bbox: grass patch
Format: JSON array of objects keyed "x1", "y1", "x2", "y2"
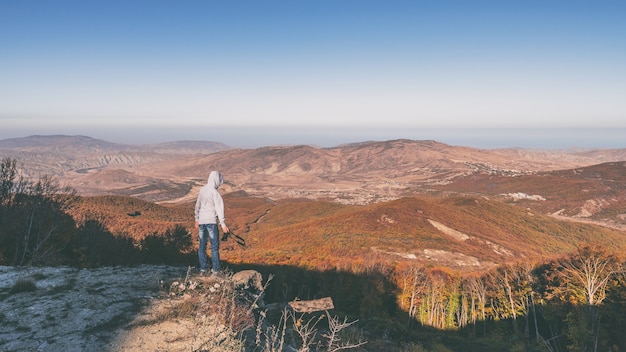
[
  {"x1": 10, "y1": 278, "x2": 37, "y2": 294},
  {"x1": 166, "y1": 295, "x2": 203, "y2": 319},
  {"x1": 32, "y1": 272, "x2": 47, "y2": 281}
]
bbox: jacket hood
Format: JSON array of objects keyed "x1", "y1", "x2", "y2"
[{"x1": 207, "y1": 171, "x2": 223, "y2": 189}]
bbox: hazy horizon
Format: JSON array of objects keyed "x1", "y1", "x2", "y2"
[{"x1": 1, "y1": 126, "x2": 624, "y2": 150}]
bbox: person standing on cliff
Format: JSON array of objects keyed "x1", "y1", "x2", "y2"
[{"x1": 194, "y1": 170, "x2": 229, "y2": 274}]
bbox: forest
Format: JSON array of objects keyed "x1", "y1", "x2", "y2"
[{"x1": 2, "y1": 156, "x2": 625, "y2": 351}]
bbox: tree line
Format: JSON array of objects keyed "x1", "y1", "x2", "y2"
[{"x1": 390, "y1": 245, "x2": 625, "y2": 351}]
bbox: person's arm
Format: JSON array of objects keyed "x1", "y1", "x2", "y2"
[
  {"x1": 194, "y1": 193, "x2": 201, "y2": 227},
  {"x1": 214, "y1": 193, "x2": 229, "y2": 233}
]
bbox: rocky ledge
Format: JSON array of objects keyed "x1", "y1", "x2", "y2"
[{"x1": 0, "y1": 265, "x2": 265, "y2": 352}]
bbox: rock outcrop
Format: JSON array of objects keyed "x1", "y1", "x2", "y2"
[{"x1": 0, "y1": 265, "x2": 266, "y2": 352}]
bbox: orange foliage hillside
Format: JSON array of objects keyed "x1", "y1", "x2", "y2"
[
  {"x1": 66, "y1": 192, "x2": 626, "y2": 274},
  {"x1": 222, "y1": 194, "x2": 626, "y2": 273},
  {"x1": 67, "y1": 195, "x2": 195, "y2": 240}
]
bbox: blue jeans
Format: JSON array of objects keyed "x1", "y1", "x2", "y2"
[{"x1": 198, "y1": 224, "x2": 220, "y2": 272}]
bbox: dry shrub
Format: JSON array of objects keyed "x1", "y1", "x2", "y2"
[
  {"x1": 161, "y1": 269, "x2": 257, "y2": 334},
  {"x1": 168, "y1": 295, "x2": 203, "y2": 319},
  {"x1": 10, "y1": 278, "x2": 37, "y2": 294}
]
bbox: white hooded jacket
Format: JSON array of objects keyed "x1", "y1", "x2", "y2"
[{"x1": 194, "y1": 171, "x2": 226, "y2": 226}]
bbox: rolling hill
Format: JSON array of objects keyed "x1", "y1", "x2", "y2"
[
  {"x1": 432, "y1": 161, "x2": 626, "y2": 231},
  {"x1": 4, "y1": 136, "x2": 622, "y2": 205},
  {"x1": 67, "y1": 192, "x2": 626, "y2": 273},
  {"x1": 0, "y1": 135, "x2": 229, "y2": 181},
  {"x1": 4, "y1": 134, "x2": 626, "y2": 271}
]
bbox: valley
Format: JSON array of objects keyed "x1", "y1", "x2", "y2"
[
  {"x1": 3, "y1": 134, "x2": 626, "y2": 351},
  {"x1": 3, "y1": 135, "x2": 626, "y2": 232},
  {"x1": 5, "y1": 135, "x2": 622, "y2": 270}
]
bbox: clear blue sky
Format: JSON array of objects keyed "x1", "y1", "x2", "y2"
[{"x1": 1, "y1": 0, "x2": 625, "y2": 148}]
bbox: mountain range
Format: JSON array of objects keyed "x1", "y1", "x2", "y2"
[
  {"x1": 2, "y1": 134, "x2": 625, "y2": 204},
  {"x1": 2, "y1": 134, "x2": 625, "y2": 270}
]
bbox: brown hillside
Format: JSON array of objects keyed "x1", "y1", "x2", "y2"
[
  {"x1": 71, "y1": 169, "x2": 194, "y2": 202},
  {"x1": 4, "y1": 136, "x2": 626, "y2": 206},
  {"x1": 222, "y1": 194, "x2": 626, "y2": 272},
  {"x1": 433, "y1": 161, "x2": 626, "y2": 230},
  {"x1": 103, "y1": 139, "x2": 626, "y2": 205},
  {"x1": 0, "y1": 135, "x2": 228, "y2": 183}
]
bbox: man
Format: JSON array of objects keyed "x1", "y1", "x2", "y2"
[{"x1": 194, "y1": 170, "x2": 229, "y2": 274}]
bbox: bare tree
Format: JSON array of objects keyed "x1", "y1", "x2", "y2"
[
  {"x1": 464, "y1": 274, "x2": 488, "y2": 324},
  {"x1": 555, "y1": 244, "x2": 623, "y2": 352},
  {"x1": 558, "y1": 244, "x2": 621, "y2": 306},
  {"x1": 397, "y1": 265, "x2": 427, "y2": 327},
  {"x1": 290, "y1": 311, "x2": 324, "y2": 352},
  {"x1": 322, "y1": 311, "x2": 367, "y2": 352},
  {"x1": 489, "y1": 262, "x2": 535, "y2": 337}
]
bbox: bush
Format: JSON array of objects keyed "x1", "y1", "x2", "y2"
[{"x1": 10, "y1": 278, "x2": 37, "y2": 294}]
